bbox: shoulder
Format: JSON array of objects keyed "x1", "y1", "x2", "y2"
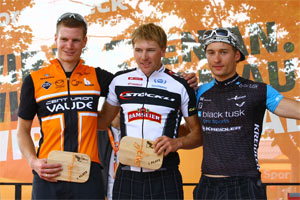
[
  {"x1": 197, "y1": 80, "x2": 215, "y2": 98},
  {"x1": 114, "y1": 68, "x2": 136, "y2": 77},
  {"x1": 163, "y1": 68, "x2": 189, "y2": 86}
]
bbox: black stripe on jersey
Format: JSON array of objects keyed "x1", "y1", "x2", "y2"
[
  {"x1": 164, "y1": 68, "x2": 197, "y2": 116},
  {"x1": 115, "y1": 86, "x2": 181, "y2": 109},
  {"x1": 95, "y1": 67, "x2": 114, "y2": 98},
  {"x1": 162, "y1": 109, "x2": 182, "y2": 138}
]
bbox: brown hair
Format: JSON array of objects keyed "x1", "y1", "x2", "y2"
[
  {"x1": 56, "y1": 13, "x2": 87, "y2": 37},
  {"x1": 131, "y1": 23, "x2": 167, "y2": 49}
]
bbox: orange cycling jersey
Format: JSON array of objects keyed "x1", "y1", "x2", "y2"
[{"x1": 18, "y1": 59, "x2": 113, "y2": 163}]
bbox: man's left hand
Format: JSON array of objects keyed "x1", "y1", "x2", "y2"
[{"x1": 182, "y1": 72, "x2": 198, "y2": 90}]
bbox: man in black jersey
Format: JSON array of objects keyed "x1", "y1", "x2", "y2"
[{"x1": 181, "y1": 28, "x2": 300, "y2": 199}]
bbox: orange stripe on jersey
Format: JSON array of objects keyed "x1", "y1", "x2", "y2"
[
  {"x1": 77, "y1": 111, "x2": 100, "y2": 163},
  {"x1": 39, "y1": 114, "x2": 65, "y2": 158}
]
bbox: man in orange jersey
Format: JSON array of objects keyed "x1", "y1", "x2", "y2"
[
  {"x1": 17, "y1": 13, "x2": 198, "y2": 199},
  {"x1": 17, "y1": 12, "x2": 112, "y2": 199}
]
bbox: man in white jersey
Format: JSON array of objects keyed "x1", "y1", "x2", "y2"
[{"x1": 98, "y1": 23, "x2": 202, "y2": 199}]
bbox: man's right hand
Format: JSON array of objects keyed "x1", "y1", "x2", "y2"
[{"x1": 31, "y1": 158, "x2": 63, "y2": 182}]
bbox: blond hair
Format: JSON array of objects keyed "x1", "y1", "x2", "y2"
[{"x1": 131, "y1": 23, "x2": 167, "y2": 49}]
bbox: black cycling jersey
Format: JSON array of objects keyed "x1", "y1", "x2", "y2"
[{"x1": 196, "y1": 74, "x2": 283, "y2": 177}]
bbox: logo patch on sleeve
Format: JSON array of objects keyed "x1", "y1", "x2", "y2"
[{"x1": 42, "y1": 81, "x2": 52, "y2": 90}]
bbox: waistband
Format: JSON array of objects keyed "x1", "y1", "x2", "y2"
[{"x1": 200, "y1": 175, "x2": 262, "y2": 186}]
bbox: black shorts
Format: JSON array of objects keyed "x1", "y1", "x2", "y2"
[
  {"x1": 112, "y1": 167, "x2": 183, "y2": 199},
  {"x1": 31, "y1": 162, "x2": 105, "y2": 199},
  {"x1": 193, "y1": 175, "x2": 267, "y2": 200}
]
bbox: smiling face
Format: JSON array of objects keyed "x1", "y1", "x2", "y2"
[
  {"x1": 205, "y1": 42, "x2": 241, "y2": 82},
  {"x1": 55, "y1": 25, "x2": 87, "y2": 71},
  {"x1": 133, "y1": 39, "x2": 166, "y2": 77}
]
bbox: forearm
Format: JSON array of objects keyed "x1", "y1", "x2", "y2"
[
  {"x1": 98, "y1": 101, "x2": 120, "y2": 130},
  {"x1": 176, "y1": 128, "x2": 202, "y2": 150},
  {"x1": 178, "y1": 123, "x2": 190, "y2": 137},
  {"x1": 17, "y1": 118, "x2": 37, "y2": 167},
  {"x1": 177, "y1": 115, "x2": 202, "y2": 149},
  {"x1": 18, "y1": 133, "x2": 37, "y2": 166},
  {"x1": 274, "y1": 97, "x2": 300, "y2": 120}
]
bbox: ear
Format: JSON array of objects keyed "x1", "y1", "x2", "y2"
[
  {"x1": 161, "y1": 47, "x2": 166, "y2": 57},
  {"x1": 83, "y1": 36, "x2": 88, "y2": 47},
  {"x1": 235, "y1": 50, "x2": 241, "y2": 62}
]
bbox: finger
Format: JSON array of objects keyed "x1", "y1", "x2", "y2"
[{"x1": 41, "y1": 174, "x2": 58, "y2": 182}]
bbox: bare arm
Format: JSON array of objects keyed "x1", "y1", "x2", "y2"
[
  {"x1": 154, "y1": 115, "x2": 202, "y2": 156},
  {"x1": 98, "y1": 101, "x2": 120, "y2": 130},
  {"x1": 17, "y1": 117, "x2": 62, "y2": 182},
  {"x1": 273, "y1": 97, "x2": 300, "y2": 119},
  {"x1": 178, "y1": 122, "x2": 191, "y2": 137}
]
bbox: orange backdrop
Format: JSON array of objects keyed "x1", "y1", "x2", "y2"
[{"x1": 0, "y1": 0, "x2": 299, "y2": 199}]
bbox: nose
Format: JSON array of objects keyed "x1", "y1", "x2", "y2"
[
  {"x1": 66, "y1": 41, "x2": 73, "y2": 49},
  {"x1": 141, "y1": 51, "x2": 148, "y2": 60},
  {"x1": 213, "y1": 53, "x2": 221, "y2": 63}
]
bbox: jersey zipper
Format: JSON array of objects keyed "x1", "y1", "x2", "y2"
[{"x1": 140, "y1": 75, "x2": 149, "y2": 172}]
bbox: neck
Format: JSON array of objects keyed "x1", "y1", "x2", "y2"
[{"x1": 57, "y1": 59, "x2": 79, "y2": 72}]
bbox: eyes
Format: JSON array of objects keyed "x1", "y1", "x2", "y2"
[
  {"x1": 206, "y1": 50, "x2": 229, "y2": 56},
  {"x1": 134, "y1": 48, "x2": 156, "y2": 53},
  {"x1": 60, "y1": 37, "x2": 81, "y2": 43}
]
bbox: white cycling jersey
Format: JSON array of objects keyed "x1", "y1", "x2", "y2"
[{"x1": 106, "y1": 65, "x2": 197, "y2": 171}]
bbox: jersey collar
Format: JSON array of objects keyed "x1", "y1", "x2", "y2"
[{"x1": 215, "y1": 73, "x2": 240, "y2": 86}]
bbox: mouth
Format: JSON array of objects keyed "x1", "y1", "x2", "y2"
[
  {"x1": 64, "y1": 50, "x2": 75, "y2": 56},
  {"x1": 140, "y1": 62, "x2": 152, "y2": 68},
  {"x1": 213, "y1": 65, "x2": 223, "y2": 70}
]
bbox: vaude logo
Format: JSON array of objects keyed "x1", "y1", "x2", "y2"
[
  {"x1": 120, "y1": 91, "x2": 175, "y2": 101},
  {"x1": 42, "y1": 81, "x2": 52, "y2": 90}
]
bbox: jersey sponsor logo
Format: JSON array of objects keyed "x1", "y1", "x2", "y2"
[
  {"x1": 253, "y1": 123, "x2": 260, "y2": 170},
  {"x1": 40, "y1": 74, "x2": 55, "y2": 80},
  {"x1": 128, "y1": 77, "x2": 143, "y2": 81},
  {"x1": 202, "y1": 125, "x2": 242, "y2": 132},
  {"x1": 84, "y1": 78, "x2": 94, "y2": 86},
  {"x1": 202, "y1": 109, "x2": 245, "y2": 118},
  {"x1": 197, "y1": 102, "x2": 203, "y2": 109},
  {"x1": 203, "y1": 119, "x2": 230, "y2": 124},
  {"x1": 235, "y1": 102, "x2": 245, "y2": 107},
  {"x1": 199, "y1": 97, "x2": 212, "y2": 102},
  {"x1": 154, "y1": 78, "x2": 166, "y2": 84},
  {"x1": 128, "y1": 108, "x2": 161, "y2": 123},
  {"x1": 128, "y1": 82, "x2": 142, "y2": 86},
  {"x1": 42, "y1": 81, "x2": 52, "y2": 89},
  {"x1": 168, "y1": 70, "x2": 182, "y2": 78},
  {"x1": 75, "y1": 72, "x2": 90, "y2": 76},
  {"x1": 45, "y1": 96, "x2": 93, "y2": 112},
  {"x1": 120, "y1": 91, "x2": 175, "y2": 101},
  {"x1": 55, "y1": 79, "x2": 65, "y2": 88},
  {"x1": 189, "y1": 107, "x2": 196, "y2": 112},
  {"x1": 238, "y1": 83, "x2": 258, "y2": 89},
  {"x1": 71, "y1": 79, "x2": 82, "y2": 86},
  {"x1": 151, "y1": 84, "x2": 167, "y2": 89},
  {"x1": 227, "y1": 95, "x2": 246, "y2": 101}
]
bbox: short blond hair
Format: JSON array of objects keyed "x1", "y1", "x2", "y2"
[{"x1": 131, "y1": 23, "x2": 167, "y2": 49}]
